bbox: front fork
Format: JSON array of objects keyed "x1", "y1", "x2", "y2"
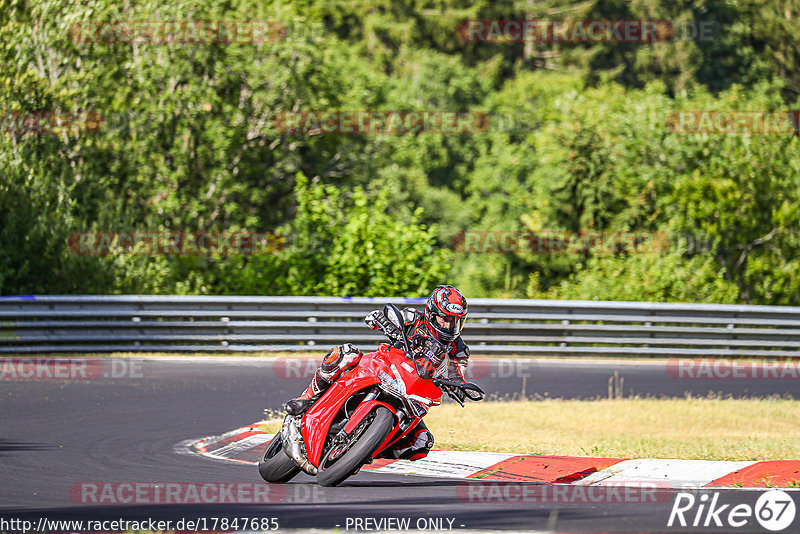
[{"x1": 281, "y1": 415, "x2": 317, "y2": 476}]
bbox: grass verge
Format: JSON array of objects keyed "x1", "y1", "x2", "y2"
[{"x1": 260, "y1": 398, "x2": 800, "y2": 461}]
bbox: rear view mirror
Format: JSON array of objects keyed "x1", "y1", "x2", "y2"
[
  {"x1": 384, "y1": 303, "x2": 412, "y2": 356},
  {"x1": 383, "y1": 304, "x2": 404, "y2": 331}
]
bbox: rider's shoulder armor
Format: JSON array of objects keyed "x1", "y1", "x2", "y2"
[
  {"x1": 401, "y1": 306, "x2": 422, "y2": 325},
  {"x1": 401, "y1": 307, "x2": 424, "y2": 337}
]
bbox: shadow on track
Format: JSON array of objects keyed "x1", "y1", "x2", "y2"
[{"x1": 0, "y1": 439, "x2": 54, "y2": 454}]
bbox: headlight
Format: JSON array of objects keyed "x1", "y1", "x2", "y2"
[
  {"x1": 407, "y1": 394, "x2": 433, "y2": 418},
  {"x1": 379, "y1": 370, "x2": 404, "y2": 398},
  {"x1": 407, "y1": 398, "x2": 428, "y2": 418},
  {"x1": 379, "y1": 367, "x2": 430, "y2": 418}
]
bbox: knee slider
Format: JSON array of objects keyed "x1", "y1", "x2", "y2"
[
  {"x1": 420, "y1": 430, "x2": 434, "y2": 452},
  {"x1": 339, "y1": 343, "x2": 363, "y2": 370},
  {"x1": 320, "y1": 346, "x2": 342, "y2": 374},
  {"x1": 341, "y1": 343, "x2": 361, "y2": 356}
]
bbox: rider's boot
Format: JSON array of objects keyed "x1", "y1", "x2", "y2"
[{"x1": 284, "y1": 369, "x2": 332, "y2": 416}]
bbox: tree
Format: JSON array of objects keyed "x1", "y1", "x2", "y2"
[{"x1": 216, "y1": 173, "x2": 452, "y2": 296}]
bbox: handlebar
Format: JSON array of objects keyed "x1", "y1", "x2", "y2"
[{"x1": 433, "y1": 379, "x2": 485, "y2": 403}]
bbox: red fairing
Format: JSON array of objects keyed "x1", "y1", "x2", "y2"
[
  {"x1": 302, "y1": 358, "x2": 382, "y2": 467},
  {"x1": 301, "y1": 343, "x2": 444, "y2": 467}
]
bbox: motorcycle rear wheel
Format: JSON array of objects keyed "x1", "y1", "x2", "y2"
[
  {"x1": 316, "y1": 406, "x2": 395, "y2": 487},
  {"x1": 258, "y1": 433, "x2": 301, "y2": 483}
]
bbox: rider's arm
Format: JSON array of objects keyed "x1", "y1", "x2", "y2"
[
  {"x1": 446, "y1": 337, "x2": 470, "y2": 382},
  {"x1": 364, "y1": 308, "x2": 404, "y2": 342},
  {"x1": 365, "y1": 307, "x2": 422, "y2": 336},
  {"x1": 436, "y1": 338, "x2": 469, "y2": 405}
]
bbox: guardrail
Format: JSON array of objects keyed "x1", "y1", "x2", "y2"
[{"x1": 1, "y1": 295, "x2": 799, "y2": 356}]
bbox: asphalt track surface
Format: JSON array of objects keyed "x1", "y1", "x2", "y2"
[{"x1": 1, "y1": 356, "x2": 798, "y2": 533}]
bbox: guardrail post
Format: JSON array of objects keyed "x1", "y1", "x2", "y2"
[
  {"x1": 560, "y1": 319, "x2": 570, "y2": 348},
  {"x1": 726, "y1": 316, "x2": 736, "y2": 351}
]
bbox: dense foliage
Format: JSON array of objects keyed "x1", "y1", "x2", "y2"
[{"x1": 1, "y1": 0, "x2": 799, "y2": 303}]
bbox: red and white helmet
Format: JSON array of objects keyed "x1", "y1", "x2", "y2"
[{"x1": 424, "y1": 285, "x2": 468, "y2": 343}]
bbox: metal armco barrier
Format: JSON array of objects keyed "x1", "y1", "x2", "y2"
[{"x1": 1, "y1": 295, "x2": 799, "y2": 356}]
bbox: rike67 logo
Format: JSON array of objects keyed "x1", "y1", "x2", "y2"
[{"x1": 668, "y1": 490, "x2": 796, "y2": 531}]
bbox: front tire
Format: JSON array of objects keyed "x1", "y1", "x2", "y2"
[
  {"x1": 316, "y1": 406, "x2": 395, "y2": 487},
  {"x1": 258, "y1": 433, "x2": 301, "y2": 483}
]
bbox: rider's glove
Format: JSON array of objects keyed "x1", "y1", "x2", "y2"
[
  {"x1": 364, "y1": 310, "x2": 382, "y2": 330},
  {"x1": 442, "y1": 383, "x2": 466, "y2": 405},
  {"x1": 365, "y1": 309, "x2": 403, "y2": 343}
]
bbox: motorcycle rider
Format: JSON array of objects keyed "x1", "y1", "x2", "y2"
[{"x1": 283, "y1": 285, "x2": 470, "y2": 461}]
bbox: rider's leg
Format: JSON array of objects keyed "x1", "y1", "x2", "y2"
[
  {"x1": 284, "y1": 343, "x2": 363, "y2": 415},
  {"x1": 381, "y1": 421, "x2": 434, "y2": 461}
]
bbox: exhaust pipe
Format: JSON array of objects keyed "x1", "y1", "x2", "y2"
[{"x1": 281, "y1": 416, "x2": 318, "y2": 476}]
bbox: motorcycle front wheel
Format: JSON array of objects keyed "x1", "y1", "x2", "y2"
[
  {"x1": 316, "y1": 406, "x2": 395, "y2": 487},
  {"x1": 258, "y1": 433, "x2": 301, "y2": 483}
]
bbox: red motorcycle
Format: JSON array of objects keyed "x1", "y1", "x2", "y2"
[{"x1": 258, "y1": 304, "x2": 484, "y2": 487}]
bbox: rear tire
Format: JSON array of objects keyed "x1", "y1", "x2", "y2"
[
  {"x1": 258, "y1": 433, "x2": 301, "y2": 483},
  {"x1": 316, "y1": 406, "x2": 395, "y2": 487}
]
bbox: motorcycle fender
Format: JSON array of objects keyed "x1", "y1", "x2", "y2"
[{"x1": 343, "y1": 400, "x2": 397, "y2": 434}]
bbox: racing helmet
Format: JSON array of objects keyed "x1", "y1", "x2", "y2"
[{"x1": 424, "y1": 285, "x2": 468, "y2": 343}]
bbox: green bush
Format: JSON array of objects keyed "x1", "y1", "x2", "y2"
[{"x1": 2, "y1": 0, "x2": 799, "y2": 303}]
